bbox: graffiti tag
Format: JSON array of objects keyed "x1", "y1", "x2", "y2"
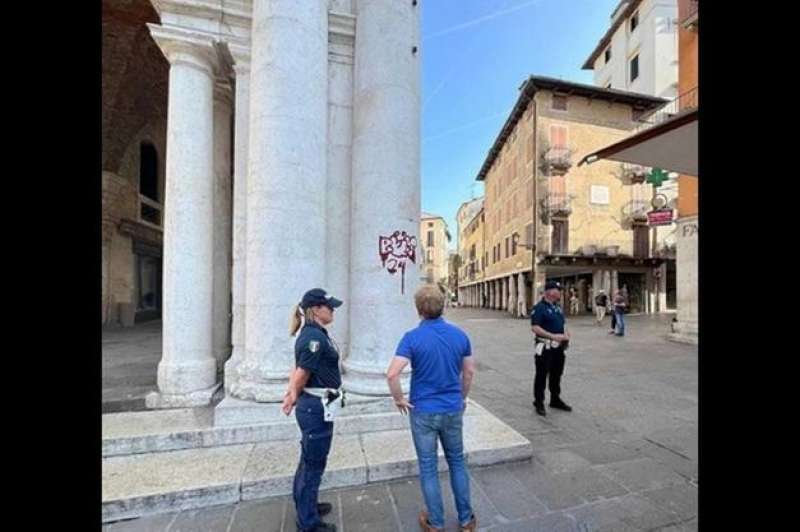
[{"x1": 378, "y1": 231, "x2": 417, "y2": 294}]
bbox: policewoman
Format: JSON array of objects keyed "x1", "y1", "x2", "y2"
[
  {"x1": 282, "y1": 288, "x2": 345, "y2": 532},
  {"x1": 530, "y1": 280, "x2": 573, "y2": 417}
]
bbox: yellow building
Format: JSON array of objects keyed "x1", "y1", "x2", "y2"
[
  {"x1": 419, "y1": 213, "x2": 451, "y2": 286},
  {"x1": 456, "y1": 199, "x2": 485, "y2": 305},
  {"x1": 459, "y1": 76, "x2": 674, "y2": 316}
]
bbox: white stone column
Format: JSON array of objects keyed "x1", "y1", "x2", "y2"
[
  {"x1": 501, "y1": 278, "x2": 507, "y2": 311},
  {"x1": 611, "y1": 270, "x2": 619, "y2": 297},
  {"x1": 346, "y1": 0, "x2": 421, "y2": 396},
  {"x1": 327, "y1": 13, "x2": 356, "y2": 357},
  {"x1": 212, "y1": 80, "x2": 233, "y2": 371},
  {"x1": 517, "y1": 273, "x2": 527, "y2": 317},
  {"x1": 508, "y1": 275, "x2": 517, "y2": 315},
  {"x1": 225, "y1": 48, "x2": 250, "y2": 390},
  {"x1": 230, "y1": 0, "x2": 329, "y2": 402},
  {"x1": 145, "y1": 27, "x2": 220, "y2": 408},
  {"x1": 494, "y1": 280, "x2": 500, "y2": 309},
  {"x1": 658, "y1": 263, "x2": 668, "y2": 312}
]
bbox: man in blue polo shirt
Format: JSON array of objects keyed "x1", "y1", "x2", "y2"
[
  {"x1": 530, "y1": 280, "x2": 573, "y2": 417},
  {"x1": 386, "y1": 285, "x2": 477, "y2": 532}
]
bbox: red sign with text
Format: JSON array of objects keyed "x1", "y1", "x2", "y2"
[{"x1": 647, "y1": 209, "x2": 674, "y2": 226}]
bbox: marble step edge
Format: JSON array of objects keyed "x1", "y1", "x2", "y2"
[
  {"x1": 103, "y1": 402, "x2": 492, "y2": 457},
  {"x1": 102, "y1": 438, "x2": 532, "y2": 523},
  {"x1": 103, "y1": 412, "x2": 409, "y2": 457}
]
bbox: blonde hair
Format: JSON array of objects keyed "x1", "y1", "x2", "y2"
[
  {"x1": 414, "y1": 285, "x2": 445, "y2": 319},
  {"x1": 289, "y1": 304, "x2": 316, "y2": 337}
]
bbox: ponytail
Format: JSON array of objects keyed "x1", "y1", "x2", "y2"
[
  {"x1": 289, "y1": 304, "x2": 303, "y2": 337},
  {"x1": 289, "y1": 304, "x2": 317, "y2": 336}
]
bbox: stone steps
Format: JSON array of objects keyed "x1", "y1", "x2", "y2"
[
  {"x1": 102, "y1": 399, "x2": 493, "y2": 457},
  {"x1": 102, "y1": 405, "x2": 533, "y2": 523}
]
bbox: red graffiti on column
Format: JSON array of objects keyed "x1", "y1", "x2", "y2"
[{"x1": 378, "y1": 231, "x2": 417, "y2": 295}]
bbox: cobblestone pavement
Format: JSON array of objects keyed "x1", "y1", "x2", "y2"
[{"x1": 103, "y1": 308, "x2": 698, "y2": 531}]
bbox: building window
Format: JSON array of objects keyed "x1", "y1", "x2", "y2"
[
  {"x1": 139, "y1": 143, "x2": 162, "y2": 226},
  {"x1": 551, "y1": 218, "x2": 568, "y2": 254},
  {"x1": 512, "y1": 233, "x2": 519, "y2": 255},
  {"x1": 427, "y1": 231, "x2": 434, "y2": 247},
  {"x1": 630, "y1": 11, "x2": 639, "y2": 32},
  {"x1": 505, "y1": 237, "x2": 510, "y2": 258},
  {"x1": 604, "y1": 47, "x2": 611, "y2": 63},
  {"x1": 630, "y1": 54, "x2": 639, "y2": 82},
  {"x1": 550, "y1": 124, "x2": 568, "y2": 149},
  {"x1": 552, "y1": 94, "x2": 567, "y2": 111},
  {"x1": 139, "y1": 143, "x2": 158, "y2": 201}
]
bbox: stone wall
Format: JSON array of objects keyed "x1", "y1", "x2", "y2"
[{"x1": 102, "y1": 0, "x2": 169, "y2": 325}]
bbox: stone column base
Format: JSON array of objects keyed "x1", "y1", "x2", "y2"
[
  {"x1": 668, "y1": 320, "x2": 698, "y2": 346},
  {"x1": 145, "y1": 383, "x2": 222, "y2": 409},
  {"x1": 342, "y1": 361, "x2": 409, "y2": 396}
]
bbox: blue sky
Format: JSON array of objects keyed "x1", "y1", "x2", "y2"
[{"x1": 420, "y1": 0, "x2": 620, "y2": 250}]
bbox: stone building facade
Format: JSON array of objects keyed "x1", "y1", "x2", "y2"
[
  {"x1": 583, "y1": 0, "x2": 679, "y2": 99},
  {"x1": 457, "y1": 76, "x2": 676, "y2": 317},
  {"x1": 103, "y1": 0, "x2": 422, "y2": 409},
  {"x1": 419, "y1": 213, "x2": 451, "y2": 286}
]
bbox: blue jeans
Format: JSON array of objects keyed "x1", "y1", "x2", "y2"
[
  {"x1": 293, "y1": 394, "x2": 334, "y2": 531},
  {"x1": 615, "y1": 309, "x2": 625, "y2": 336},
  {"x1": 410, "y1": 410, "x2": 473, "y2": 528}
]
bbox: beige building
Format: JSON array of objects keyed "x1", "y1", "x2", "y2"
[
  {"x1": 456, "y1": 199, "x2": 485, "y2": 306},
  {"x1": 420, "y1": 213, "x2": 451, "y2": 286},
  {"x1": 458, "y1": 76, "x2": 676, "y2": 317}
]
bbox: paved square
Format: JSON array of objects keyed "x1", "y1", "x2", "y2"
[{"x1": 103, "y1": 308, "x2": 697, "y2": 531}]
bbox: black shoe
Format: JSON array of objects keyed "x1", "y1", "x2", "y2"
[
  {"x1": 549, "y1": 399, "x2": 572, "y2": 412},
  {"x1": 317, "y1": 502, "x2": 333, "y2": 517},
  {"x1": 534, "y1": 403, "x2": 546, "y2": 416},
  {"x1": 298, "y1": 523, "x2": 336, "y2": 532}
]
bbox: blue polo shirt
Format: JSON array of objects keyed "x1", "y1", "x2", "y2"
[
  {"x1": 395, "y1": 317, "x2": 472, "y2": 414},
  {"x1": 531, "y1": 298, "x2": 565, "y2": 334}
]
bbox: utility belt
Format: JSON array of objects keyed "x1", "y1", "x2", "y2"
[
  {"x1": 534, "y1": 337, "x2": 567, "y2": 355},
  {"x1": 303, "y1": 387, "x2": 346, "y2": 422}
]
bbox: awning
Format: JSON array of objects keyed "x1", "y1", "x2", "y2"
[{"x1": 578, "y1": 108, "x2": 698, "y2": 176}]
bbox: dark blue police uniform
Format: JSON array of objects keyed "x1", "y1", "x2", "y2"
[
  {"x1": 293, "y1": 289, "x2": 343, "y2": 532},
  {"x1": 530, "y1": 294, "x2": 568, "y2": 410}
]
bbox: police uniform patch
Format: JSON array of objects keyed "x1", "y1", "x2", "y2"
[{"x1": 309, "y1": 340, "x2": 320, "y2": 353}]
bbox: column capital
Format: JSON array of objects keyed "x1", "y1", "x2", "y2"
[
  {"x1": 147, "y1": 23, "x2": 220, "y2": 77},
  {"x1": 228, "y1": 42, "x2": 251, "y2": 76}
]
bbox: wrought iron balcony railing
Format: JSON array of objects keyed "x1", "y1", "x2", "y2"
[
  {"x1": 621, "y1": 199, "x2": 650, "y2": 224},
  {"x1": 541, "y1": 146, "x2": 573, "y2": 176},
  {"x1": 544, "y1": 192, "x2": 573, "y2": 217},
  {"x1": 634, "y1": 86, "x2": 698, "y2": 134}
]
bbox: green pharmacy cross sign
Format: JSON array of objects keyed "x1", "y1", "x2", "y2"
[{"x1": 646, "y1": 167, "x2": 669, "y2": 188}]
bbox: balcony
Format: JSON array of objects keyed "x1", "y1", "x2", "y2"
[
  {"x1": 619, "y1": 163, "x2": 648, "y2": 185},
  {"x1": 541, "y1": 146, "x2": 573, "y2": 176},
  {"x1": 543, "y1": 192, "x2": 573, "y2": 218},
  {"x1": 621, "y1": 199, "x2": 650, "y2": 225},
  {"x1": 681, "y1": 0, "x2": 698, "y2": 31},
  {"x1": 634, "y1": 87, "x2": 698, "y2": 134}
]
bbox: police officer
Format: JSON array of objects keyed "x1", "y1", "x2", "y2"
[
  {"x1": 282, "y1": 288, "x2": 344, "y2": 532},
  {"x1": 530, "y1": 281, "x2": 573, "y2": 416}
]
